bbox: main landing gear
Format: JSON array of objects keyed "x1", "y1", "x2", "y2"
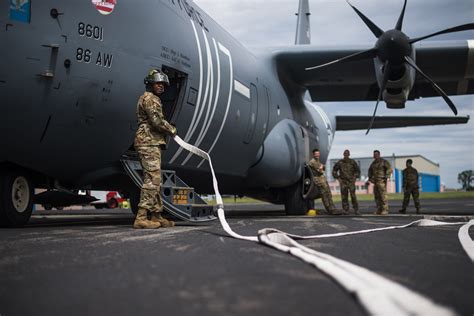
[
  {"x1": 0, "y1": 169, "x2": 34, "y2": 227},
  {"x1": 284, "y1": 165, "x2": 320, "y2": 215}
]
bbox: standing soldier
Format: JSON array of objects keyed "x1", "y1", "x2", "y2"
[
  {"x1": 368, "y1": 150, "x2": 392, "y2": 215},
  {"x1": 399, "y1": 159, "x2": 421, "y2": 214},
  {"x1": 308, "y1": 149, "x2": 342, "y2": 215},
  {"x1": 133, "y1": 69, "x2": 177, "y2": 229},
  {"x1": 332, "y1": 149, "x2": 361, "y2": 215}
]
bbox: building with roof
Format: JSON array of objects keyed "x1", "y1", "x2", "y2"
[{"x1": 327, "y1": 154, "x2": 441, "y2": 194}]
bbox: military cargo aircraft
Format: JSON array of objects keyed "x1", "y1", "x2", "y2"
[{"x1": 0, "y1": 0, "x2": 472, "y2": 226}]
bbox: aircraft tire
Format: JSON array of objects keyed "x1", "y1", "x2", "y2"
[
  {"x1": 0, "y1": 170, "x2": 34, "y2": 227},
  {"x1": 129, "y1": 189, "x2": 139, "y2": 216},
  {"x1": 284, "y1": 181, "x2": 310, "y2": 215}
]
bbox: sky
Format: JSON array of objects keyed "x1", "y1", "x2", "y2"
[{"x1": 193, "y1": 0, "x2": 474, "y2": 188}]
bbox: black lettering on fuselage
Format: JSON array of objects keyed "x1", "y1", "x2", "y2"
[
  {"x1": 78, "y1": 22, "x2": 104, "y2": 41},
  {"x1": 168, "y1": 0, "x2": 208, "y2": 31},
  {"x1": 96, "y1": 52, "x2": 113, "y2": 68}
]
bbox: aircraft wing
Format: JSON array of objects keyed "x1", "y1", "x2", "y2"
[
  {"x1": 335, "y1": 115, "x2": 470, "y2": 131},
  {"x1": 273, "y1": 40, "x2": 474, "y2": 102}
]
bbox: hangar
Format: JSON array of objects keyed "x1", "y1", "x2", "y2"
[{"x1": 327, "y1": 155, "x2": 441, "y2": 194}]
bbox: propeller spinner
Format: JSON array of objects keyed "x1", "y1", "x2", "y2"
[{"x1": 306, "y1": 0, "x2": 474, "y2": 134}]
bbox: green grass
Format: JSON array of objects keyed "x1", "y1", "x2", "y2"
[
  {"x1": 333, "y1": 191, "x2": 474, "y2": 202},
  {"x1": 206, "y1": 196, "x2": 265, "y2": 205},
  {"x1": 206, "y1": 191, "x2": 474, "y2": 204}
]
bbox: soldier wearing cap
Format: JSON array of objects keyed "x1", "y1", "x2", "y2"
[
  {"x1": 368, "y1": 150, "x2": 392, "y2": 215},
  {"x1": 133, "y1": 69, "x2": 177, "y2": 229},
  {"x1": 308, "y1": 149, "x2": 342, "y2": 215},
  {"x1": 399, "y1": 159, "x2": 421, "y2": 214},
  {"x1": 332, "y1": 149, "x2": 361, "y2": 215}
]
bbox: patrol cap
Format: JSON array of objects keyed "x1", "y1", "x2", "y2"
[{"x1": 144, "y1": 69, "x2": 170, "y2": 86}]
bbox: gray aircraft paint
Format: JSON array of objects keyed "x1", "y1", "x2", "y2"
[
  {"x1": 0, "y1": 0, "x2": 471, "y2": 202},
  {"x1": 0, "y1": 0, "x2": 304, "y2": 193},
  {"x1": 295, "y1": 0, "x2": 311, "y2": 45}
]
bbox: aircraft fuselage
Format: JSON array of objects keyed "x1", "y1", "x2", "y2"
[{"x1": 0, "y1": 0, "x2": 332, "y2": 197}]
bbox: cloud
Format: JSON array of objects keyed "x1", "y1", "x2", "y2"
[
  {"x1": 194, "y1": 0, "x2": 474, "y2": 187},
  {"x1": 194, "y1": 0, "x2": 474, "y2": 48}
]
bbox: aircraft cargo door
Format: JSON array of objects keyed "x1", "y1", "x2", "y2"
[
  {"x1": 161, "y1": 66, "x2": 187, "y2": 124},
  {"x1": 243, "y1": 84, "x2": 258, "y2": 144}
]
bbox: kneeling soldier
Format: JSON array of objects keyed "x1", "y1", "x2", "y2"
[{"x1": 308, "y1": 149, "x2": 342, "y2": 215}]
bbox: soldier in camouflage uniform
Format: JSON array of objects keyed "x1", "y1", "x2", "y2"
[
  {"x1": 368, "y1": 150, "x2": 392, "y2": 215},
  {"x1": 399, "y1": 159, "x2": 421, "y2": 214},
  {"x1": 332, "y1": 149, "x2": 361, "y2": 215},
  {"x1": 308, "y1": 149, "x2": 342, "y2": 215},
  {"x1": 133, "y1": 69, "x2": 177, "y2": 229}
]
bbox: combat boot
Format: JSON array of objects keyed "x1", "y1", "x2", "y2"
[
  {"x1": 416, "y1": 208, "x2": 421, "y2": 214},
  {"x1": 133, "y1": 208, "x2": 161, "y2": 229},
  {"x1": 329, "y1": 209, "x2": 343, "y2": 216},
  {"x1": 316, "y1": 209, "x2": 329, "y2": 215},
  {"x1": 398, "y1": 209, "x2": 406, "y2": 214},
  {"x1": 150, "y1": 213, "x2": 175, "y2": 227},
  {"x1": 379, "y1": 210, "x2": 389, "y2": 215},
  {"x1": 133, "y1": 219, "x2": 161, "y2": 229},
  {"x1": 354, "y1": 209, "x2": 361, "y2": 216}
]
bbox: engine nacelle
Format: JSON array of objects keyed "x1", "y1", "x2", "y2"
[{"x1": 374, "y1": 55, "x2": 416, "y2": 109}]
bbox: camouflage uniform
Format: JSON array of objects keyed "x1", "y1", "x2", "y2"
[
  {"x1": 135, "y1": 91, "x2": 176, "y2": 225},
  {"x1": 368, "y1": 158, "x2": 392, "y2": 214},
  {"x1": 308, "y1": 158, "x2": 337, "y2": 214},
  {"x1": 332, "y1": 158, "x2": 360, "y2": 214},
  {"x1": 400, "y1": 166, "x2": 420, "y2": 213}
]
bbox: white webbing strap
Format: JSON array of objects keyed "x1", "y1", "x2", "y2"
[
  {"x1": 458, "y1": 220, "x2": 474, "y2": 262},
  {"x1": 259, "y1": 232, "x2": 454, "y2": 316},
  {"x1": 174, "y1": 136, "x2": 257, "y2": 241},
  {"x1": 172, "y1": 135, "x2": 470, "y2": 316},
  {"x1": 257, "y1": 218, "x2": 465, "y2": 240}
]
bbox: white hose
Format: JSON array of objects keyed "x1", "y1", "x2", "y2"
[{"x1": 173, "y1": 135, "x2": 471, "y2": 316}]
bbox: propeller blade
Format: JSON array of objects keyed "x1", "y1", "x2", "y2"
[
  {"x1": 409, "y1": 23, "x2": 474, "y2": 44},
  {"x1": 367, "y1": 61, "x2": 392, "y2": 134},
  {"x1": 405, "y1": 56, "x2": 458, "y2": 115},
  {"x1": 346, "y1": 0, "x2": 384, "y2": 38},
  {"x1": 395, "y1": 0, "x2": 408, "y2": 31},
  {"x1": 305, "y1": 48, "x2": 377, "y2": 71}
]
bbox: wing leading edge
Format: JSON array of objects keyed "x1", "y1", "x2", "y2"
[
  {"x1": 273, "y1": 40, "x2": 474, "y2": 102},
  {"x1": 335, "y1": 115, "x2": 470, "y2": 131}
]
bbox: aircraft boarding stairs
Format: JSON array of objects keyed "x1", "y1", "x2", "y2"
[{"x1": 121, "y1": 156, "x2": 216, "y2": 222}]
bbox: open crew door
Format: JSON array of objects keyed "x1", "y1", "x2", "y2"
[{"x1": 161, "y1": 65, "x2": 187, "y2": 123}]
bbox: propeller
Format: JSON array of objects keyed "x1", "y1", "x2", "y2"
[
  {"x1": 366, "y1": 61, "x2": 392, "y2": 134},
  {"x1": 305, "y1": 0, "x2": 474, "y2": 134}
]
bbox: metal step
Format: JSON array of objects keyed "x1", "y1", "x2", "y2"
[{"x1": 121, "y1": 158, "x2": 216, "y2": 222}]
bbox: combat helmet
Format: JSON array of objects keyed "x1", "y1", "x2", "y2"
[{"x1": 144, "y1": 69, "x2": 170, "y2": 86}]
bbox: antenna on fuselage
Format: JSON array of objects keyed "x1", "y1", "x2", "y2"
[{"x1": 295, "y1": 0, "x2": 311, "y2": 45}]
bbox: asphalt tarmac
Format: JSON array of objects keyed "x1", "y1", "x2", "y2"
[{"x1": 0, "y1": 198, "x2": 473, "y2": 316}]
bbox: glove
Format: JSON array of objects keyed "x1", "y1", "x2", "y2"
[{"x1": 170, "y1": 125, "x2": 177, "y2": 137}]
